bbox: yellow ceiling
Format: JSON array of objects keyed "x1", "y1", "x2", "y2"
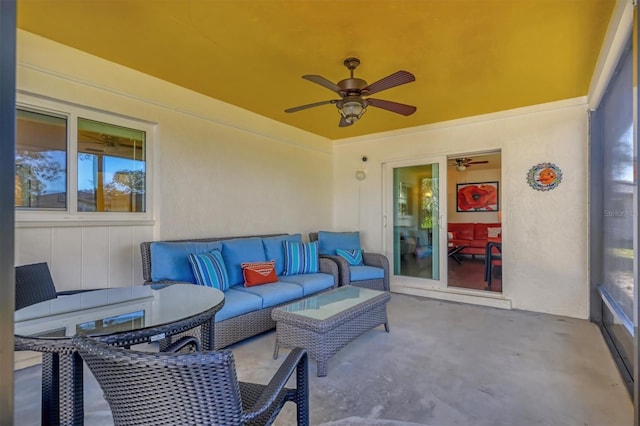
[{"x1": 17, "y1": 0, "x2": 615, "y2": 140}]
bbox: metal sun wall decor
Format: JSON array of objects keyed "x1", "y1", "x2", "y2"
[{"x1": 527, "y1": 162, "x2": 562, "y2": 191}]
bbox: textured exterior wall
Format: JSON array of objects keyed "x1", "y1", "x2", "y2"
[
  {"x1": 333, "y1": 101, "x2": 589, "y2": 319},
  {"x1": 15, "y1": 30, "x2": 333, "y2": 289}
]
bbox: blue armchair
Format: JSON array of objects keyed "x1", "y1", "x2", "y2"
[{"x1": 309, "y1": 231, "x2": 389, "y2": 292}]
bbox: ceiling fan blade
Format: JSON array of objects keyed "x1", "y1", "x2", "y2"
[
  {"x1": 338, "y1": 116, "x2": 353, "y2": 127},
  {"x1": 363, "y1": 71, "x2": 415, "y2": 95},
  {"x1": 285, "y1": 99, "x2": 337, "y2": 113},
  {"x1": 303, "y1": 75, "x2": 343, "y2": 94},
  {"x1": 467, "y1": 160, "x2": 489, "y2": 165},
  {"x1": 367, "y1": 98, "x2": 417, "y2": 116}
]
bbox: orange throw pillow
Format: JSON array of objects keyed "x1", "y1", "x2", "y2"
[{"x1": 241, "y1": 260, "x2": 278, "y2": 287}]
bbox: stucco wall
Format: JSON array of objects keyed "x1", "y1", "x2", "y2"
[
  {"x1": 13, "y1": 31, "x2": 591, "y2": 318},
  {"x1": 15, "y1": 31, "x2": 333, "y2": 289},
  {"x1": 333, "y1": 100, "x2": 589, "y2": 318}
]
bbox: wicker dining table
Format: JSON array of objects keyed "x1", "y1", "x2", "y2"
[{"x1": 14, "y1": 283, "x2": 224, "y2": 426}]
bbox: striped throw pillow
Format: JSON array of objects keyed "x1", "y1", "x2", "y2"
[
  {"x1": 241, "y1": 260, "x2": 277, "y2": 287},
  {"x1": 336, "y1": 248, "x2": 364, "y2": 266},
  {"x1": 187, "y1": 250, "x2": 229, "y2": 291},
  {"x1": 283, "y1": 241, "x2": 319, "y2": 275}
]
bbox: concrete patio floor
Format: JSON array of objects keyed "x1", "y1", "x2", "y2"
[{"x1": 15, "y1": 293, "x2": 633, "y2": 425}]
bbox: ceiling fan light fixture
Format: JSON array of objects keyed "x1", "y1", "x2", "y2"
[
  {"x1": 285, "y1": 58, "x2": 416, "y2": 127},
  {"x1": 456, "y1": 164, "x2": 466, "y2": 172},
  {"x1": 340, "y1": 100, "x2": 367, "y2": 124}
]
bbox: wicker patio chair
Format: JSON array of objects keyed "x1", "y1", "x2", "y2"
[
  {"x1": 72, "y1": 334, "x2": 310, "y2": 426},
  {"x1": 309, "y1": 232, "x2": 390, "y2": 291},
  {"x1": 15, "y1": 262, "x2": 99, "y2": 311}
]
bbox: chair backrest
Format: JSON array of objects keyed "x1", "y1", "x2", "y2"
[
  {"x1": 15, "y1": 262, "x2": 58, "y2": 310},
  {"x1": 73, "y1": 335, "x2": 246, "y2": 426}
]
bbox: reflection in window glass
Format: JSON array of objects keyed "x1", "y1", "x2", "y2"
[
  {"x1": 601, "y1": 41, "x2": 633, "y2": 322},
  {"x1": 76, "y1": 310, "x2": 145, "y2": 335},
  {"x1": 77, "y1": 118, "x2": 146, "y2": 212},
  {"x1": 15, "y1": 109, "x2": 67, "y2": 209},
  {"x1": 393, "y1": 164, "x2": 440, "y2": 280}
]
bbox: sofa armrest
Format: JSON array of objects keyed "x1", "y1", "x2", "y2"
[
  {"x1": 319, "y1": 257, "x2": 340, "y2": 288},
  {"x1": 362, "y1": 252, "x2": 390, "y2": 291},
  {"x1": 319, "y1": 254, "x2": 350, "y2": 286}
]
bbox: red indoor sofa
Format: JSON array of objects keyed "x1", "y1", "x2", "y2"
[{"x1": 447, "y1": 222, "x2": 501, "y2": 256}]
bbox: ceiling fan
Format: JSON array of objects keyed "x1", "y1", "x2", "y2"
[
  {"x1": 79, "y1": 133, "x2": 140, "y2": 155},
  {"x1": 285, "y1": 57, "x2": 417, "y2": 127},
  {"x1": 449, "y1": 158, "x2": 489, "y2": 171}
]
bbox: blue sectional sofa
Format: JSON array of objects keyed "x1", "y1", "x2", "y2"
[{"x1": 140, "y1": 233, "x2": 339, "y2": 349}]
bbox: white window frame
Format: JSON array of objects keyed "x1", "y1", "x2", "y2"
[{"x1": 16, "y1": 93, "x2": 154, "y2": 224}]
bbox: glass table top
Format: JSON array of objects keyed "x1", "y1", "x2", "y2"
[
  {"x1": 278, "y1": 285, "x2": 382, "y2": 320},
  {"x1": 14, "y1": 284, "x2": 224, "y2": 339}
]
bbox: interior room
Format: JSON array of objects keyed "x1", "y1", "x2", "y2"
[
  {"x1": 447, "y1": 152, "x2": 502, "y2": 293},
  {"x1": 2, "y1": 1, "x2": 638, "y2": 425}
]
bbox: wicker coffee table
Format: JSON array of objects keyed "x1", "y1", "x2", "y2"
[{"x1": 272, "y1": 285, "x2": 390, "y2": 376}]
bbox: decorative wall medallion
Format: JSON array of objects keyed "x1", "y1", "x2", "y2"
[{"x1": 527, "y1": 162, "x2": 562, "y2": 191}]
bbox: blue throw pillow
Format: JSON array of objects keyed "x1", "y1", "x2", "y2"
[
  {"x1": 283, "y1": 241, "x2": 319, "y2": 275},
  {"x1": 336, "y1": 248, "x2": 364, "y2": 266},
  {"x1": 150, "y1": 241, "x2": 224, "y2": 282},
  {"x1": 317, "y1": 231, "x2": 361, "y2": 255},
  {"x1": 187, "y1": 250, "x2": 230, "y2": 291},
  {"x1": 262, "y1": 234, "x2": 302, "y2": 276}
]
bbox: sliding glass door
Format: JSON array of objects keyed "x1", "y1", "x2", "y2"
[{"x1": 385, "y1": 157, "x2": 447, "y2": 286}]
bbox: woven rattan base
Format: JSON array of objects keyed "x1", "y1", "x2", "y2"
[{"x1": 272, "y1": 288, "x2": 390, "y2": 377}]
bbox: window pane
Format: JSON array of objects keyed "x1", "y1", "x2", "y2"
[
  {"x1": 77, "y1": 118, "x2": 146, "y2": 212},
  {"x1": 15, "y1": 109, "x2": 67, "y2": 209},
  {"x1": 393, "y1": 164, "x2": 440, "y2": 280}
]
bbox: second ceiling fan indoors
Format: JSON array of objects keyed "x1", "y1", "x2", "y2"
[
  {"x1": 450, "y1": 158, "x2": 489, "y2": 172},
  {"x1": 285, "y1": 57, "x2": 417, "y2": 127}
]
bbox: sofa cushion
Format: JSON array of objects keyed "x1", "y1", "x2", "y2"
[
  {"x1": 447, "y1": 223, "x2": 475, "y2": 241},
  {"x1": 336, "y1": 248, "x2": 364, "y2": 266},
  {"x1": 283, "y1": 241, "x2": 319, "y2": 275},
  {"x1": 150, "y1": 241, "x2": 223, "y2": 282},
  {"x1": 215, "y1": 286, "x2": 263, "y2": 322},
  {"x1": 487, "y1": 227, "x2": 502, "y2": 238},
  {"x1": 188, "y1": 250, "x2": 230, "y2": 291},
  {"x1": 350, "y1": 265, "x2": 385, "y2": 281},
  {"x1": 449, "y1": 238, "x2": 471, "y2": 248},
  {"x1": 222, "y1": 238, "x2": 267, "y2": 286},
  {"x1": 241, "y1": 260, "x2": 278, "y2": 287},
  {"x1": 474, "y1": 223, "x2": 502, "y2": 240},
  {"x1": 234, "y1": 281, "x2": 304, "y2": 308},
  {"x1": 262, "y1": 234, "x2": 302, "y2": 276},
  {"x1": 279, "y1": 273, "x2": 334, "y2": 296},
  {"x1": 317, "y1": 231, "x2": 361, "y2": 255}
]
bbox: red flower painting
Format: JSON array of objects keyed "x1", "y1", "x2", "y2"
[{"x1": 457, "y1": 182, "x2": 499, "y2": 212}]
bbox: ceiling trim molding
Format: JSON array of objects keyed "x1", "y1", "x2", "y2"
[
  {"x1": 16, "y1": 55, "x2": 332, "y2": 155},
  {"x1": 333, "y1": 96, "x2": 588, "y2": 145},
  {"x1": 587, "y1": 0, "x2": 633, "y2": 111}
]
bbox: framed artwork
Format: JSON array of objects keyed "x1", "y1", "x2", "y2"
[{"x1": 456, "y1": 181, "x2": 499, "y2": 212}]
